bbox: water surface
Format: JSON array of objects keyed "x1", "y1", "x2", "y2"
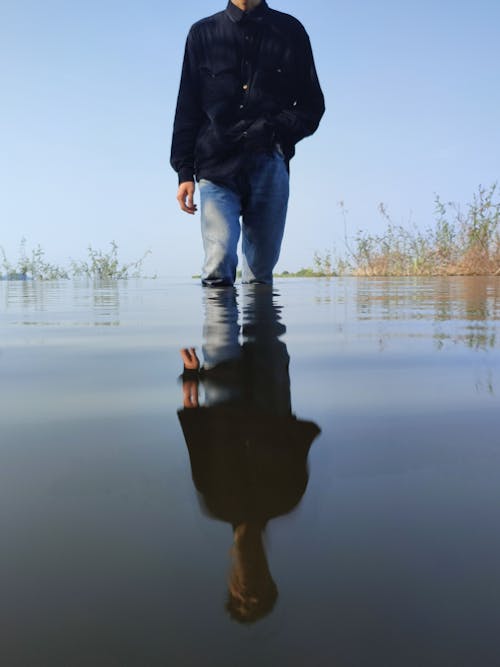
[{"x1": 1, "y1": 277, "x2": 500, "y2": 666}]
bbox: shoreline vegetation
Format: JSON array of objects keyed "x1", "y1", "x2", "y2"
[
  {"x1": 279, "y1": 182, "x2": 499, "y2": 278},
  {"x1": 0, "y1": 241, "x2": 153, "y2": 281},
  {"x1": 2, "y1": 185, "x2": 499, "y2": 281}
]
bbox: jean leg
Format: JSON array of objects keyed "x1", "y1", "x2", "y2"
[
  {"x1": 199, "y1": 179, "x2": 242, "y2": 287},
  {"x1": 241, "y1": 152, "x2": 290, "y2": 284}
]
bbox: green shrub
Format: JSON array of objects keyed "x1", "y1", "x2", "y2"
[{"x1": 0, "y1": 240, "x2": 152, "y2": 280}]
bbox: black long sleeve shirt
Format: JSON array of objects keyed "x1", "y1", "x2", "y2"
[{"x1": 170, "y1": 0, "x2": 325, "y2": 185}]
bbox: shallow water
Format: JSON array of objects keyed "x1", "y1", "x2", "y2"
[{"x1": 1, "y1": 276, "x2": 500, "y2": 666}]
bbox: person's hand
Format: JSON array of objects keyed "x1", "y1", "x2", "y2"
[
  {"x1": 180, "y1": 347, "x2": 200, "y2": 370},
  {"x1": 177, "y1": 181, "x2": 198, "y2": 215},
  {"x1": 242, "y1": 117, "x2": 275, "y2": 151},
  {"x1": 182, "y1": 380, "x2": 199, "y2": 408},
  {"x1": 180, "y1": 348, "x2": 200, "y2": 408}
]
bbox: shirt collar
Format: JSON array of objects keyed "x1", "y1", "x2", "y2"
[{"x1": 225, "y1": 0, "x2": 269, "y2": 23}]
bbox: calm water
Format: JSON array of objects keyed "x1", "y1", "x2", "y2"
[{"x1": 1, "y1": 276, "x2": 500, "y2": 666}]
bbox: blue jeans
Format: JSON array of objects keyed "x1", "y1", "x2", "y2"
[{"x1": 199, "y1": 150, "x2": 289, "y2": 286}]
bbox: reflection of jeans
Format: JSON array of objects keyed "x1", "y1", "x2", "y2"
[
  {"x1": 199, "y1": 150, "x2": 289, "y2": 286},
  {"x1": 202, "y1": 287, "x2": 241, "y2": 371},
  {"x1": 200, "y1": 285, "x2": 291, "y2": 414},
  {"x1": 202, "y1": 287, "x2": 242, "y2": 406}
]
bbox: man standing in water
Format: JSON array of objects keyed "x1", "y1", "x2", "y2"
[{"x1": 171, "y1": 0, "x2": 325, "y2": 286}]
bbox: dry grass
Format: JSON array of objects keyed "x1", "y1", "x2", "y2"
[{"x1": 339, "y1": 183, "x2": 500, "y2": 277}]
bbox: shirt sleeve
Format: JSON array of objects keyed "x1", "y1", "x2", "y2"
[
  {"x1": 271, "y1": 26, "x2": 325, "y2": 145},
  {"x1": 170, "y1": 28, "x2": 203, "y2": 184}
]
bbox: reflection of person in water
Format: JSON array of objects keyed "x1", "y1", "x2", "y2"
[{"x1": 177, "y1": 285, "x2": 320, "y2": 623}]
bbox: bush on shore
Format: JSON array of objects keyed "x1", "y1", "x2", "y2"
[
  {"x1": 278, "y1": 183, "x2": 500, "y2": 278},
  {"x1": 342, "y1": 183, "x2": 500, "y2": 277},
  {"x1": 0, "y1": 240, "x2": 152, "y2": 280}
]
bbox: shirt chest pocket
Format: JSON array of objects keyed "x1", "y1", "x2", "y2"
[
  {"x1": 199, "y1": 66, "x2": 240, "y2": 103},
  {"x1": 256, "y1": 64, "x2": 293, "y2": 101}
]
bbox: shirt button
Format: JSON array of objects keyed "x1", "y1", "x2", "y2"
[
  {"x1": 244, "y1": 35, "x2": 250, "y2": 41},
  {"x1": 242, "y1": 84, "x2": 248, "y2": 90},
  {"x1": 239, "y1": 104, "x2": 244, "y2": 109}
]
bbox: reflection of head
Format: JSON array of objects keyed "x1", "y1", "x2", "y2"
[
  {"x1": 226, "y1": 573, "x2": 278, "y2": 624},
  {"x1": 226, "y1": 523, "x2": 278, "y2": 624}
]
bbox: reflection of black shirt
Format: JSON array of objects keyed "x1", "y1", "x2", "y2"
[
  {"x1": 178, "y1": 285, "x2": 321, "y2": 526},
  {"x1": 178, "y1": 338, "x2": 320, "y2": 526},
  {"x1": 170, "y1": 0, "x2": 325, "y2": 185},
  {"x1": 178, "y1": 405, "x2": 319, "y2": 526}
]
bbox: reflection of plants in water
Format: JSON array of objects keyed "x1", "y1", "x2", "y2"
[
  {"x1": 354, "y1": 276, "x2": 499, "y2": 328},
  {"x1": 433, "y1": 326, "x2": 497, "y2": 395},
  {"x1": 91, "y1": 280, "x2": 121, "y2": 326},
  {"x1": 475, "y1": 369, "x2": 494, "y2": 396},
  {"x1": 2, "y1": 277, "x2": 122, "y2": 326},
  {"x1": 463, "y1": 328, "x2": 496, "y2": 351},
  {"x1": 0, "y1": 239, "x2": 153, "y2": 280},
  {"x1": 355, "y1": 279, "x2": 435, "y2": 321},
  {"x1": 433, "y1": 327, "x2": 496, "y2": 352}
]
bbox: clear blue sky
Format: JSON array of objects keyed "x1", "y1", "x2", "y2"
[{"x1": 1, "y1": 0, "x2": 499, "y2": 277}]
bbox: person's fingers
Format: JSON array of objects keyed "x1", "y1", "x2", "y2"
[
  {"x1": 182, "y1": 381, "x2": 199, "y2": 408},
  {"x1": 182, "y1": 383, "x2": 191, "y2": 405},
  {"x1": 181, "y1": 349, "x2": 194, "y2": 367},
  {"x1": 189, "y1": 385, "x2": 199, "y2": 408},
  {"x1": 177, "y1": 191, "x2": 192, "y2": 214},
  {"x1": 187, "y1": 348, "x2": 199, "y2": 363},
  {"x1": 180, "y1": 347, "x2": 200, "y2": 369}
]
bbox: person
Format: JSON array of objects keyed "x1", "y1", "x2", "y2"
[
  {"x1": 177, "y1": 286, "x2": 321, "y2": 622},
  {"x1": 170, "y1": 0, "x2": 325, "y2": 286}
]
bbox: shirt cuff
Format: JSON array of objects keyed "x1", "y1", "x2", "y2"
[
  {"x1": 178, "y1": 167, "x2": 195, "y2": 184},
  {"x1": 181, "y1": 368, "x2": 200, "y2": 381}
]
